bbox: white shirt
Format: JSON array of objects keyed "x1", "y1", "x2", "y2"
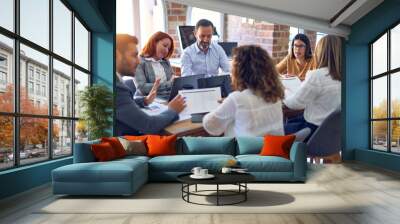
[
  {"x1": 203, "y1": 89, "x2": 284, "y2": 137},
  {"x1": 284, "y1": 67, "x2": 341, "y2": 126},
  {"x1": 145, "y1": 58, "x2": 167, "y2": 83}
]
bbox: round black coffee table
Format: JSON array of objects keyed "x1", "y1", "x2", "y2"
[{"x1": 177, "y1": 173, "x2": 255, "y2": 206}]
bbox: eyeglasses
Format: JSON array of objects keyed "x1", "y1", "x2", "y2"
[{"x1": 293, "y1": 44, "x2": 306, "y2": 49}]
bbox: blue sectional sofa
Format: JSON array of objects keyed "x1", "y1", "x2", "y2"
[{"x1": 52, "y1": 137, "x2": 307, "y2": 196}]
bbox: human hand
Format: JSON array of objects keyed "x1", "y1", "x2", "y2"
[
  {"x1": 168, "y1": 94, "x2": 186, "y2": 113},
  {"x1": 144, "y1": 79, "x2": 161, "y2": 105}
]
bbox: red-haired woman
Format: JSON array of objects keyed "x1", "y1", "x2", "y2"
[{"x1": 134, "y1": 31, "x2": 175, "y2": 98}]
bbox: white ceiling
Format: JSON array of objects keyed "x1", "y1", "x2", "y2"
[{"x1": 170, "y1": 0, "x2": 384, "y2": 38}]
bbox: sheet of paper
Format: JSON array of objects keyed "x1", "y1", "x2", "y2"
[
  {"x1": 178, "y1": 87, "x2": 221, "y2": 115},
  {"x1": 141, "y1": 102, "x2": 168, "y2": 116},
  {"x1": 281, "y1": 76, "x2": 302, "y2": 98}
]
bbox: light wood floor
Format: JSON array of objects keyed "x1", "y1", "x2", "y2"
[{"x1": 1, "y1": 162, "x2": 400, "y2": 224}]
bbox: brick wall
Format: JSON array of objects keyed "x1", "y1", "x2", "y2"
[
  {"x1": 165, "y1": 1, "x2": 187, "y2": 58},
  {"x1": 224, "y1": 15, "x2": 290, "y2": 64},
  {"x1": 163, "y1": 2, "x2": 315, "y2": 69}
]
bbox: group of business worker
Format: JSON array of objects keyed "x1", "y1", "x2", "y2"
[{"x1": 115, "y1": 18, "x2": 341, "y2": 141}]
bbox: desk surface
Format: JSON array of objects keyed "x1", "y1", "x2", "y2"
[{"x1": 164, "y1": 119, "x2": 207, "y2": 137}]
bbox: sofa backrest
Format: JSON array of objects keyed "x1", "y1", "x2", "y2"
[
  {"x1": 73, "y1": 140, "x2": 100, "y2": 163},
  {"x1": 235, "y1": 137, "x2": 264, "y2": 155},
  {"x1": 73, "y1": 136, "x2": 266, "y2": 162},
  {"x1": 177, "y1": 137, "x2": 236, "y2": 155}
]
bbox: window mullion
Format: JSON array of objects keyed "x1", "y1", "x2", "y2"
[
  {"x1": 48, "y1": 0, "x2": 54, "y2": 160},
  {"x1": 71, "y1": 10, "x2": 76, "y2": 153}
]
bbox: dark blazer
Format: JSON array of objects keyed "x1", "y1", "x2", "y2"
[{"x1": 115, "y1": 79, "x2": 178, "y2": 136}]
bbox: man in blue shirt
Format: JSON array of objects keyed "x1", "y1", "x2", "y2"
[{"x1": 181, "y1": 19, "x2": 230, "y2": 77}]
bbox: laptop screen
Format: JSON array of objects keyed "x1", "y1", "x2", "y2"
[
  {"x1": 197, "y1": 75, "x2": 232, "y2": 98},
  {"x1": 168, "y1": 74, "x2": 206, "y2": 101},
  {"x1": 217, "y1": 42, "x2": 238, "y2": 58}
]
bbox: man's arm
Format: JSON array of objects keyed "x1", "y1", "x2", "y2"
[
  {"x1": 180, "y1": 50, "x2": 193, "y2": 77},
  {"x1": 117, "y1": 100, "x2": 178, "y2": 134}
]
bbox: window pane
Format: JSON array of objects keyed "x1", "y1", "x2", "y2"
[
  {"x1": 0, "y1": 116, "x2": 13, "y2": 170},
  {"x1": 20, "y1": 117, "x2": 49, "y2": 165},
  {"x1": 75, "y1": 18, "x2": 89, "y2": 70},
  {"x1": 75, "y1": 120, "x2": 88, "y2": 143},
  {"x1": 53, "y1": 119, "x2": 72, "y2": 158},
  {"x1": 53, "y1": 0, "x2": 72, "y2": 60},
  {"x1": 20, "y1": 44, "x2": 49, "y2": 115},
  {"x1": 372, "y1": 121, "x2": 387, "y2": 151},
  {"x1": 189, "y1": 7, "x2": 221, "y2": 41},
  {"x1": 0, "y1": 0, "x2": 14, "y2": 31},
  {"x1": 0, "y1": 35, "x2": 14, "y2": 113},
  {"x1": 391, "y1": 24, "x2": 400, "y2": 70},
  {"x1": 74, "y1": 69, "x2": 89, "y2": 118},
  {"x1": 372, "y1": 33, "x2": 387, "y2": 76},
  {"x1": 20, "y1": 0, "x2": 49, "y2": 49},
  {"x1": 391, "y1": 72, "x2": 400, "y2": 118},
  {"x1": 53, "y1": 59, "x2": 72, "y2": 117},
  {"x1": 391, "y1": 120, "x2": 400, "y2": 153},
  {"x1": 372, "y1": 76, "x2": 387, "y2": 119}
]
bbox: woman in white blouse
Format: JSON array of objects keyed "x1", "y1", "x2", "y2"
[
  {"x1": 284, "y1": 35, "x2": 342, "y2": 137},
  {"x1": 135, "y1": 32, "x2": 175, "y2": 98},
  {"x1": 203, "y1": 45, "x2": 285, "y2": 137}
]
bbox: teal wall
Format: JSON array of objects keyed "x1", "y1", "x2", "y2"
[
  {"x1": 0, "y1": 158, "x2": 72, "y2": 199},
  {"x1": 0, "y1": 0, "x2": 116, "y2": 200},
  {"x1": 345, "y1": 0, "x2": 400, "y2": 171}
]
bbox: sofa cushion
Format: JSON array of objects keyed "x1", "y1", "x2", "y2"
[
  {"x1": 236, "y1": 137, "x2": 264, "y2": 155},
  {"x1": 101, "y1": 137, "x2": 127, "y2": 158},
  {"x1": 53, "y1": 158, "x2": 147, "y2": 183},
  {"x1": 236, "y1": 155, "x2": 293, "y2": 172},
  {"x1": 178, "y1": 137, "x2": 235, "y2": 155},
  {"x1": 118, "y1": 137, "x2": 147, "y2": 156},
  {"x1": 91, "y1": 142, "x2": 118, "y2": 161},
  {"x1": 148, "y1": 154, "x2": 235, "y2": 172},
  {"x1": 260, "y1": 135, "x2": 296, "y2": 159},
  {"x1": 147, "y1": 135, "x2": 177, "y2": 157},
  {"x1": 74, "y1": 140, "x2": 101, "y2": 163}
]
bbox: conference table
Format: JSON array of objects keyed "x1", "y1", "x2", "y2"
[
  {"x1": 163, "y1": 119, "x2": 208, "y2": 137},
  {"x1": 162, "y1": 108, "x2": 303, "y2": 137}
]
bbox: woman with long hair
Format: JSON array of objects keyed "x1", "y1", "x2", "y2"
[
  {"x1": 276, "y1": 33, "x2": 316, "y2": 81},
  {"x1": 203, "y1": 45, "x2": 285, "y2": 137},
  {"x1": 284, "y1": 35, "x2": 342, "y2": 137},
  {"x1": 134, "y1": 31, "x2": 175, "y2": 98}
]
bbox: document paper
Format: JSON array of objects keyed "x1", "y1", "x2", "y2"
[{"x1": 178, "y1": 87, "x2": 221, "y2": 115}]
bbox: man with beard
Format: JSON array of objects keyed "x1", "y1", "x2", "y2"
[
  {"x1": 181, "y1": 19, "x2": 230, "y2": 77},
  {"x1": 115, "y1": 34, "x2": 186, "y2": 135}
]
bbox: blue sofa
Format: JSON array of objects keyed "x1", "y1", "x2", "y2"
[{"x1": 52, "y1": 137, "x2": 307, "y2": 196}]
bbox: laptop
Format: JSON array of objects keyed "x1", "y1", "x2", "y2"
[
  {"x1": 155, "y1": 74, "x2": 206, "y2": 102},
  {"x1": 197, "y1": 75, "x2": 232, "y2": 98},
  {"x1": 217, "y1": 42, "x2": 238, "y2": 59}
]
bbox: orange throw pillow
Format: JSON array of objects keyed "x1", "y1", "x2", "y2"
[
  {"x1": 91, "y1": 142, "x2": 117, "y2": 161},
  {"x1": 124, "y1": 135, "x2": 148, "y2": 142},
  {"x1": 101, "y1": 137, "x2": 126, "y2": 158},
  {"x1": 259, "y1": 135, "x2": 296, "y2": 159},
  {"x1": 146, "y1": 135, "x2": 177, "y2": 157}
]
